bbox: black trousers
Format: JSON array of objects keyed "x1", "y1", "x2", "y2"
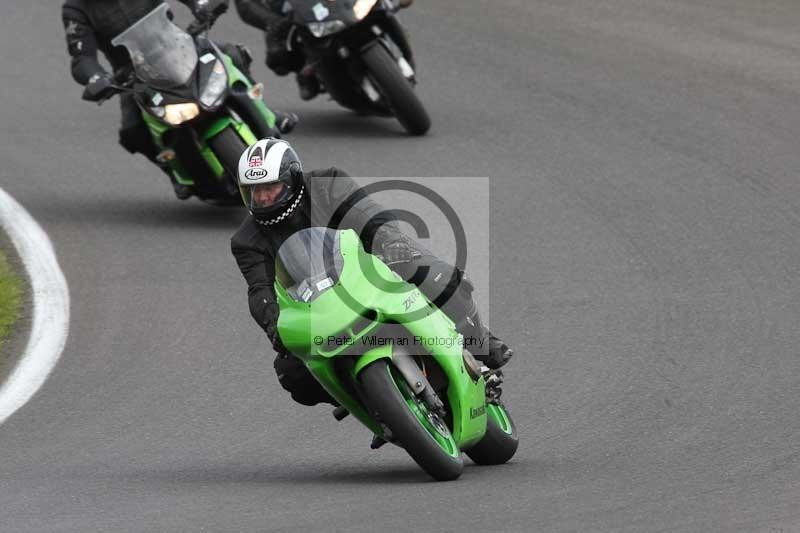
[{"x1": 274, "y1": 253, "x2": 484, "y2": 406}]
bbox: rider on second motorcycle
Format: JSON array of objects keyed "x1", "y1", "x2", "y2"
[
  {"x1": 61, "y1": 0, "x2": 297, "y2": 199},
  {"x1": 231, "y1": 138, "x2": 513, "y2": 407},
  {"x1": 233, "y1": 0, "x2": 413, "y2": 101}
]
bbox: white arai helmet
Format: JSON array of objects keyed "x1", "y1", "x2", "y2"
[{"x1": 237, "y1": 138, "x2": 305, "y2": 226}]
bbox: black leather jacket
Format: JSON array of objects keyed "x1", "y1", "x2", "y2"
[
  {"x1": 61, "y1": 0, "x2": 200, "y2": 84},
  {"x1": 231, "y1": 168, "x2": 412, "y2": 337},
  {"x1": 233, "y1": 0, "x2": 284, "y2": 30}
]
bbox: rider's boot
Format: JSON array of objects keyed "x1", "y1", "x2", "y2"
[
  {"x1": 456, "y1": 305, "x2": 513, "y2": 370},
  {"x1": 485, "y1": 331, "x2": 513, "y2": 369},
  {"x1": 157, "y1": 163, "x2": 191, "y2": 200},
  {"x1": 169, "y1": 176, "x2": 193, "y2": 200},
  {"x1": 151, "y1": 149, "x2": 192, "y2": 200},
  {"x1": 273, "y1": 111, "x2": 299, "y2": 134},
  {"x1": 297, "y1": 66, "x2": 321, "y2": 101}
]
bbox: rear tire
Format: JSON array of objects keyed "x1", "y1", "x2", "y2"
[
  {"x1": 465, "y1": 403, "x2": 519, "y2": 465},
  {"x1": 360, "y1": 360, "x2": 463, "y2": 481},
  {"x1": 207, "y1": 127, "x2": 248, "y2": 206},
  {"x1": 361, "y1": 44, "x2": 430, "y2": 136}
]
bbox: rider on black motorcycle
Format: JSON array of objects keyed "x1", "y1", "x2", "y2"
[
  {"x1": 62, "y1": 0, "x2": 298, "y2": 199},
  {"x1": 230, "y1": 138, "x2": 512, "y2": 406},
  {"x1": 233, "y1": 0, "x2": 413, "y2": 101}
]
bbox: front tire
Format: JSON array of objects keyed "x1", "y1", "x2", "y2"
[
  {"x1": 361, "y1": 44, "x2": 431, "y2": 135},
  {"x1": 360, "y1": 360, "x2": 463, "y2": 481},
  {"x1": 207, "y1": 127, "x2": 248, "y2": 206}
]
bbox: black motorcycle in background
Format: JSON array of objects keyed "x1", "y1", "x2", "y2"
[{"x1": 286, "y1": 0, "x2": 430, "y2": 135}]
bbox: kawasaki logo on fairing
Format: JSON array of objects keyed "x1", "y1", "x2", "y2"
[
  {"x1": 245, "y1": 168, "x2": 267, "y2": 180},
  {"x1": 469, "y1": 405, "x2": 486, "y2": 419}
]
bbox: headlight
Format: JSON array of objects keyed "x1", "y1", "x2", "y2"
[
  {"x1": 164, "y1": 103, "x2": 200, "y2": 125},
  {"x1": 200, "y1": 60, "x2": 228, "y2": 108},
  {"x1": 307, "y1": 20, "x2": 346, "y2": 38},
  {"x1": 353, "y1": 0, "x2": 378, "y2": 20}
]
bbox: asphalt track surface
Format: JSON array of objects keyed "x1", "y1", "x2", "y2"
[{"x1": 2, "y1": 1, "x2": 800, "y2": 531}]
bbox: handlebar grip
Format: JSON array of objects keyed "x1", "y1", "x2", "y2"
[
  {"x1": 187, "y1": 19, "x2": 212, "y2": 36},
  {"x1": 113, "y1": 67, "x2": 134, "y2": 84},
  {"x1": 81, "y1": 84, "x2": 118, "y2": 104}
]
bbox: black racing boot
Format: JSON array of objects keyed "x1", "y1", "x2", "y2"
[
  {"x1": 151, "y1": 150, "x2": 192, "y2": 200},
  {"x1": 296, "y1": 66, "x2": 321, "y2": 101},
  {"x1": 171, "y1": 181, "x2": 192, "y2": 200},
  {"x1": 456, "y1": 307, "x2": 513, "y2": 369},
  {"x1": 273, "y1": 111, "x2": 299, "y2": 134},
  {"x1": 484, "y1": 331, "x2": 513, "y2": 369},
  {"x1": 164, "y1": 167, "x2": 192, "y2": 200}
]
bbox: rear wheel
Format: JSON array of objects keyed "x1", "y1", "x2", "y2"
[
  {"x1": 207, "y1": 127, "x2": 248, "y2": 206},
  {"x1": 360, "y1": 360, "x2": 463, "y2": 481},
  {"x1": 465, "y1": 403, "x2": 519, "y2": 465},
  {"x1": 361, "y1": 44, "x2": 430, "y2": 135}
]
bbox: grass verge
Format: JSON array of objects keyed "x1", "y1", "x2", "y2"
[{"x1": 0, "y1": 247, "x2": 22, "y2": 352}]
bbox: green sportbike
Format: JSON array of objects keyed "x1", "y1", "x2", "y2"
[
  {"x1": 88, "y1": 3, "x2": 279, "y2": 204},
  {"x1": 275, "y1": 227, "x2": 518, "y2": 480}
]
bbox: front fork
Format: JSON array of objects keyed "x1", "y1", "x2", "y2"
[
  {"x1": 381, "y1": 13, "x2": 415, "y2": 70},
  {"x1": 358, "y1": 26, "x2": 417, "y2": 104},
  {"x1": 352, "y1": 344, "x2": 487, "y2": 448}
]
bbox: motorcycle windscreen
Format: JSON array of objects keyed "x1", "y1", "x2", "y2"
[
  {"x1": 111, "y1": 3, "x2": 197, "y2": 90},
  {"x1": 275, "y1": 228, "x2": 344, "y2": 303}
]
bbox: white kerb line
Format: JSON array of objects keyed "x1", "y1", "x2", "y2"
[{"x1": 0, "y1": 187, "x2": 70, "y2": 425}]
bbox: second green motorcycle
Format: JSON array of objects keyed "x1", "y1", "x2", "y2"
[{"x1": 90, "y1": 3, "x2": 279, "y2": 204}]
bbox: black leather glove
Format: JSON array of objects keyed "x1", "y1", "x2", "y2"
[
  {"x1": 380, "y1": 239, "x2": 422, "y2": 266},
  {"x1": 263, "y1": 300, "x2": 287, "y2": 354},
  {"x1": 193, "y1": 0, "x2": 228, "y2": 23},
  {"x1": 82, "y1": 72, "x2": 115, "y2": 102},
  {"x1": 265, "y1": 49, "x2": 291, "y2": 76},
  {"x1": 266, "y1": 319, "x2": 288, "y2": 353}
]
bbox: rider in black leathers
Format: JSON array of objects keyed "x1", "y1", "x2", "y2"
[
  {"x1": 233, "y1": 0, "x2": 316, "y2": 99},
  {"x1": 231, "y1": 138, "x2": 512, "y2": 406},
  {"x1": 233, "y1": 0, "x2": 413, "y2": 101},
  {"x1": 61, "y1": 0, "x2": 296, "y2": 198}
]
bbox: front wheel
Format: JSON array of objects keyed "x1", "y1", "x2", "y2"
[
  {"x1": 360, "y1": 360, "x2": 463, "y2": 481},
  {"x1": 361, "y1": 44, "x2": 431, "y2": 136},
  {"x1": 206, "y1": 126, "x2": 248, "y2": 206},
  {"x1": 465, "y1": 403, "x2": 519, "y2": 465}
]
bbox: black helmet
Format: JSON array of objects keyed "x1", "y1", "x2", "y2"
[{"x1": 237, "y1": 138, "x2": 305, "y2": 226}]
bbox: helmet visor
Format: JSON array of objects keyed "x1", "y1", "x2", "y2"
[
  {"x1": 249, "y1": 181, "x2": 290, "y2": 210},
  {"x1": 241, "y1": 161, "x2": 302, "y2": 217}
]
